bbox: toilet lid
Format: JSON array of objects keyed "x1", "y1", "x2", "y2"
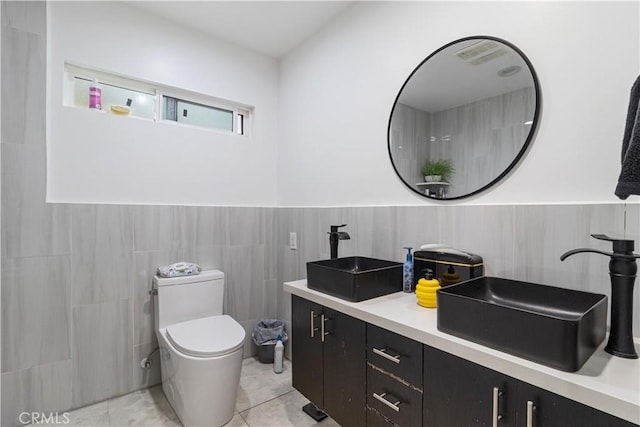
[{"x1": 166, "y1": 315, "x2": 245, "y2": 358}]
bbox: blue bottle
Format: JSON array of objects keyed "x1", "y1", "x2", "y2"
[{"x1": 403, "y1": 247, "x2": 413, "y2": 293}]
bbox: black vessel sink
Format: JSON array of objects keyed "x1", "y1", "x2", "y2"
[
  {"x1": 437, "y1": 277, "x2": 608, "y2": 372},
  {"x1": 306, "y1": 256, "x2": 403, "y2": 302}
]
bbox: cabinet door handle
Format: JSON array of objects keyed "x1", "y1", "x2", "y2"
[
  {"x1": 321, "y1": 314, "x2": 330, "y2": 342},
  {"x1": 372, "y1": 392, "x2": 401, "y2": 412},
  {"x1": 372, "y1": 347, "x2": 401, "y2": 364},
  {"x1": 310, "y1": 310, "x2": 320, "y2": 338},
  {"x1": 526, "y1": 400, "x2": 535, "y2": 427},
  {"x1": 492, "y1": 387, "x2": 503, "y2": 427}
]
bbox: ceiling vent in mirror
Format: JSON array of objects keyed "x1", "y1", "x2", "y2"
[{"x1": 455, "y1": 40, "x2": 507, "y2": 65}]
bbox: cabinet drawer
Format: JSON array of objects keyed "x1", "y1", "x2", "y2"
[
  {"x1": 366, "y1": 405, "x2": 398, "y2": 427},
  {"x1": 367, "y1": 364, "x2": 422, "y2": 427},
  {"x1": 367, "y1": 324, "x2": 423, "y2": 387}
]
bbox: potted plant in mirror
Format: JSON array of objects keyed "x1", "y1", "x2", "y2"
[{"x1": 422, "y1": 159, "x2": 454, "y2": 182}]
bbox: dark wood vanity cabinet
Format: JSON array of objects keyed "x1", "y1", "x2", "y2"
[
  {"x1": 516, "y1": 382, "x2": 638, "y2": 427},
  {"x1": 366, "y1": 324, "x2": 423, "y2": 427},
  {"x1": 291, "y1": 295, "x2": 366, "y2": 427},
  {"x1": 292, "y1": 294, "x2": 636, "y2": 427},
  {"x1": 423, "y1": 345, "x2": 637, "y2": 427},
  {"x1": 423, "y1": 345, "x2": 515, "y2": 426},
  {"x1": 291, "y1": 295, "x2": 324, "y2": 407}
]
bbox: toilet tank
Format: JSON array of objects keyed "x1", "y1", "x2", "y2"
[{"x1": 153, "y1": 269, "x2": 225, "y2": 329}]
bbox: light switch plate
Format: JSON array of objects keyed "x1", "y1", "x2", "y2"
[{"x1": 289, "y1": 232, "x2": 297, "y2": 250}]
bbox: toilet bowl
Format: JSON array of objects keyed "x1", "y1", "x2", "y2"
[{"x1": 153, "y1": 270, "x2": 246, "y2": 427}]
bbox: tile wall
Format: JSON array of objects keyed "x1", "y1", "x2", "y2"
[
  {"x1": 390, "y1": 87, "x2": 534, "y2": 198},
  {"x1": 1, "y1": 3, "x2": 283, "y2": 424},
  {"x1": 431, "y1": 86, "x2": 535, "y2": 197},
  {"x1": 278, "y1": 204, "x2": 640, "y2": 349},
  {"x1": 389, "y1": 103, "x2": 432, "y2": 187},
  {"x1": 2, "y1": 2, "x2": 639, "y2": 426}
]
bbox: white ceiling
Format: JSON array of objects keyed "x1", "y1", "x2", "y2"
[
  {"x1": 125, "y1": 1, "x2": 355, "y2": 59},
  {"x1": 400, "y1": 38, "x2": 535, "y2": 113},
  {"x1": 124, "y1": 2, "x2": 533, "y2": 111}
]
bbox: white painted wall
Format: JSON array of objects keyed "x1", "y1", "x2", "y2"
[
  {"x1": 278, "y1": 1, "x2": 640, "y2": 206},
  {"x1": 47, "y1": 2, "x2": 279, "y2": 206}
]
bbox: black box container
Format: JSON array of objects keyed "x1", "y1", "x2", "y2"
[{"x1": 413, "y1": 247, "x2": 483, "y2": 289}]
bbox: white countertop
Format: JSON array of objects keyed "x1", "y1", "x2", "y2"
[{"x1": 284, "y1": 280, "x2": 640, "y2": 424}]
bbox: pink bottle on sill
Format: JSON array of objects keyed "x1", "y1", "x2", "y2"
[{"x1": 89, "y1": 79, "x2": 101, "y2": 110}]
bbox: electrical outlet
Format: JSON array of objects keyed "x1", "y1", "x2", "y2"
[{"x1": 289, "y1": 232, "x2": 297, "y2": 250}]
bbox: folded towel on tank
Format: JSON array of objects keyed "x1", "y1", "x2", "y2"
[{"x1": 157, "y1": 262, "x2": 201, "y2": 278}]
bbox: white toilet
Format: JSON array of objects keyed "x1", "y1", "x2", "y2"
[{"x1": 153, "y1": 269, "x2": 245, "y2": 427}]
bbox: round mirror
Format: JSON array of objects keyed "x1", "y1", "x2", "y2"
[{"x1": 388, "y1": 36, "x2": 540, "y2": 200}]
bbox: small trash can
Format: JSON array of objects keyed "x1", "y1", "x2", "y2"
[{"x1": 252, "y1": 319, "x2": 288, "y2": 363}]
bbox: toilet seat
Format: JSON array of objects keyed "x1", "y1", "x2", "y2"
[{"x1": 166, "y1": 315, "x2": 245, "y2": 358}]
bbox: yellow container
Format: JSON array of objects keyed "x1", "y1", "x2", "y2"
[{"x1": 416, "y1": 274, "x2": 440, "y2": 308}]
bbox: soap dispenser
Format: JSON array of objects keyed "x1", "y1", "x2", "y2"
[
  {"x1": 561, "y1": 234, "x2": 640, "y2": 358},
  {"x1": 441, "y1": 265, "x2": 462, "y2": 286},
  {"x1": 403, "y1": 247, "x2": 413, "y2": 293},
  {"x1": 416, "y1": 269, "x2": 440, "y2": 308}
]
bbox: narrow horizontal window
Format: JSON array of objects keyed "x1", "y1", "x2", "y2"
[
  {"x1": 162, "y1": 96, "x2": 235, "y2": 133},
  {"x1": 63, "y1": 62, "x2": 252, "y2": 137},
  {"x1": 72, "y1": 77, "x2": 156, "y2": 120}
]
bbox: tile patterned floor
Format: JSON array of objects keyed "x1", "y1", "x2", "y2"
[{"x1": 31, "y1": 358, "x2": 339, "y2": 427}]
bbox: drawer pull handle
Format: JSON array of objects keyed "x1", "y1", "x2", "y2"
[
  {"x1": 321, "y1": 314, "x2": 330, "y2": 342},
  {"x1": 372, "y1": 392, "x2": 401, "y2": 412},
  {"x1": 492, "y1": 387, "x2": 503, "y2": 427},
  {"x1": 310, "y1": 310, "x2": 319, "y2": 338},
  {"x1": 526, "y1": 400, "x2": 535, "y2": 427},
  {"x1": 372, "y1": 348, "x2": 401, "y2": 364}
]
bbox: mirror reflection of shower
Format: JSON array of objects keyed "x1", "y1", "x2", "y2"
[{"x1": 388, "y1": 36, "x2": 540, "y2": 200}]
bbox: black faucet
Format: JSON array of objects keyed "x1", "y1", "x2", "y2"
[
  {"x1": 328, "y1": 224, "x2": 350, "y2": 259},
  {"x1": 560, "y1": 234, "x2": 640, "y2": 359}
]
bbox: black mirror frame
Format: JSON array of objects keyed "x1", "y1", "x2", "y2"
[{"x1": 387, "y1": 35, "x2": 541, "y2": 201}]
